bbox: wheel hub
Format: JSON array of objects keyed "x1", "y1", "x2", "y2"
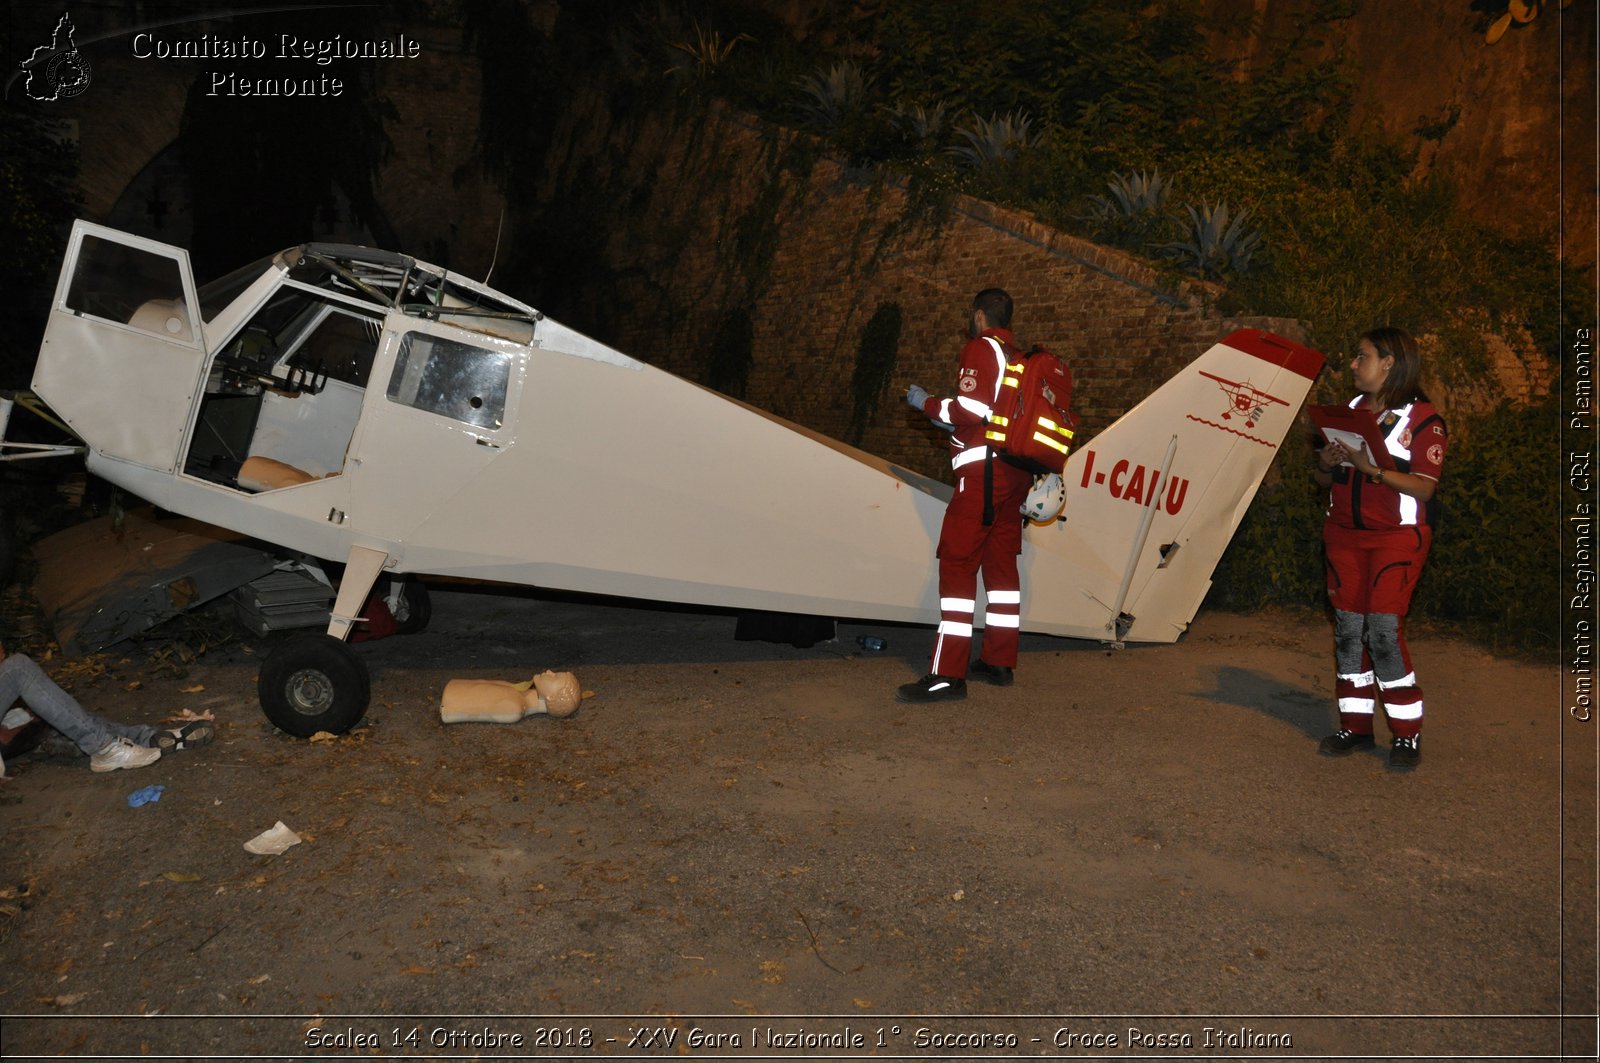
[{"x1": 284, "y1": 668, "x2": 336, "y2": 715}]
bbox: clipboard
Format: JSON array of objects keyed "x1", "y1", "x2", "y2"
[{"x1": 1309, "y1": 404, "x2": 1396, "y2": 470}]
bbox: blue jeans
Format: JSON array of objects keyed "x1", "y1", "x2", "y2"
[{"x1": 0, "y1": 654, "x2": 155, "y2": 756}]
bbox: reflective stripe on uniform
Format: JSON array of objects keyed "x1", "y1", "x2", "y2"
[
  {"x1": 1383, "y1": 699, "x2": 1423, "y2": 721},
  {"x1": 956, "y1": 396, "x2": 992, "y2": 419},
  {"x1": 1378, "y1": 673, "x2": 1423, "y2": 720},
  {"x1": 952, "y1": 446, "x2": 988, "y2": 469},
  {"x1": 983, "y1": 613, "x2": 1021, "y2": 629},
  {"x1": 1032, "y1": 431, "x2": 1071, "y2": 454},
  {"x1": 982, "y1": 338, "x2": 1007, "y2": 392},
  {"x1": 941, "y1": 597, "x2": 976, "y2": 613},
  {"x1": 987, "y1": 590, "x2": 1020, "y2": 605},
  {"x1": 937, "y1": 620, "x2": 973, "y2": 638}
]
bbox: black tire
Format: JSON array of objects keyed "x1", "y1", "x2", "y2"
[
  {"x1": 258, "y1": 634, "x2": 370, "y2": 737},
  {"x1": 391, "y1": 579, "x2": 432, "y2": 634}
]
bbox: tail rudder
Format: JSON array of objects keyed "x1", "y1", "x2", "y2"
[{"x1": 1026, "y1": 329, "x2": 1324, "y2": 642}]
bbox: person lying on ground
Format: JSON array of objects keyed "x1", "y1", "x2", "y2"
[{"x1": 0, "y1": 643, "x2": 212, "y2": 775}]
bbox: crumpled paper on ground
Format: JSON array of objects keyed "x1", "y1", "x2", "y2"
[{"x1": 243, "y1": 821, "x2": 301, "y2": 855}]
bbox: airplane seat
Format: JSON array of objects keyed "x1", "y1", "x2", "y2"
[
  {"x1": 237, "y1": 455, "x2": 319, "y2": 492},
  {"x1": 126, "y1": 298, "x2": 190, "y2": 338}
]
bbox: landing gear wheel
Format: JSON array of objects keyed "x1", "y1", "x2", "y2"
[
  {"x1": 389, "y1": 579, "x2": 431, "y2": 634},
  {"x1": 259, "y1": 634, "x2": 371, "y2": 737}
]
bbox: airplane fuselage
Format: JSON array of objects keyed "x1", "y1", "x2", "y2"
[{"x1": 35, "y1": 222, "x2": 1324, "y2": 648}]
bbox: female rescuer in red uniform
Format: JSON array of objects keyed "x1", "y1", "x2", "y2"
[{"x1": 1313, "y1": 327, "x2": 1447, "y2": 770}]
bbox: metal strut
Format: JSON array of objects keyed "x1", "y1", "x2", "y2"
[{"x1": 1105, "y1": 432, "x2": 1179, "y2": 645}]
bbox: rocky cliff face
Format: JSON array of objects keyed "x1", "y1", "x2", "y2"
[{"x1": 1201, "y1": 0, "x2": 1594, "y2": 266}]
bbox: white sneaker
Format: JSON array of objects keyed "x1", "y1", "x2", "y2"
[{"x1": 89, "y1": 737, "x2": 160, "y2": 773}]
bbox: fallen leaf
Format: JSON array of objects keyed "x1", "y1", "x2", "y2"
[
  {"x1": 37, "y1": 992, "x2": 88, "y2": 1007},
  {"x1": 160, "y1": 871, "x2": 202, "y2": 883},
  {"x1": 309, "y1": 731, "x2": 338, "y2": 743},
  {"x1": 247, "y1": 974, "x2": 270, "y2": 985},
  {"x1": 853, "y1": 998, "x2": 873, "y2": 1009},
  {"x1": 401, "y1": 964, "x2": 435, "y2": 976},
  {"x1": 179, "y1": 684, "x2": 205, "y2": 694},
  {"x1": 124, "y1": 680, "x2": 142, "y2": 691}
]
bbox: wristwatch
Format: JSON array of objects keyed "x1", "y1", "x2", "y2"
[{"x1": 1367, "y1": 470, "x2": 1384, "y2": 485}]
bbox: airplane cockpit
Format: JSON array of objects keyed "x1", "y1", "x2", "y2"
[{"x1": 182, "y1": 245, "x2": 538, "y2": 494}]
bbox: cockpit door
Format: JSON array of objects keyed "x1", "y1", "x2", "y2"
[
  {"x1": 33, "y1": 221, "x2": 207, "y2": 474},
  {"x1": 345, "y1": 319, "x2": 522, "y2": 543}
]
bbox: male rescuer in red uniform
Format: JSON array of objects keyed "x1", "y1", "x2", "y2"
[{"x1": 897, "y1": 288, "x2": 1033, "y2": 703}]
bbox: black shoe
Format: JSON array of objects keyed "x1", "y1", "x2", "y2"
[
  {"x1": 969, "y1": 659, "x2": 1014, "y2": 687},
  {"x1": 1318, "y1": 728, "x2": 1375, "y2": 756},
  {"x1": 1388, "y1": 735, "x2": 1421, "y2": 769},
  {"x1": 896, "y1": 674, "x2": 967, "y2": 703}
]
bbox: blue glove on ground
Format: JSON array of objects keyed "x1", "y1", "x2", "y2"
[
  {"x1": 906, "y1": 384, "x2": 929, "y2": 410},
  {"x1": 127, "y1": 784, "x2": 165, "y2": 807}
]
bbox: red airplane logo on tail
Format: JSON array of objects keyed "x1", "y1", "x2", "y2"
[{"x1": 1197, "y1": 371, "x2": 1288, "y2": 429}]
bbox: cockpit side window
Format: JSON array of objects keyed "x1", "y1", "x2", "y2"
[
  {"x1": 64, "y1": 235, "x2": 194, "y2": 343},
  {"x1": 386, "y1": 332, "x2": 510, "y2": 430}
]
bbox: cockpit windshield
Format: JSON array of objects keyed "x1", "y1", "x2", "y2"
[{"x1": 197, "y1": 254, "x2": 278, "y2": 323}]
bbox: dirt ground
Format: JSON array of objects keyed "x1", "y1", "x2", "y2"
[{"x1": 0, "y1": 586, "x2": 1593, "y2": 1061}]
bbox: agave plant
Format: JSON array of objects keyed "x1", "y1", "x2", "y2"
[
  {"x1": 947, "y1": 110, "x2": 1038, "y2": 169},
  {"x1": 1084, "y1": 169, "x2": 1170, "y2": 225},
  {"x1": 886, "y1": 100, "x2": 949, "y2": 144},
  {"x1": 794, "y1": 60, "x2": 871, "y2": 135},
  {"x1": 666, "y1": 20, "x2": 752, "y2": 83},
  {"x1": 1162, "y1": 201, "x2": 1264, "y2": 281},
  {"x1": 1076, "y1": 169, "x2": 1172, "y2": 251}
]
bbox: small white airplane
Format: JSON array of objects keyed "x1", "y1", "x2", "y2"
[{"x1": 23, "y1": 220, "x2": 1324, "y2": 735}]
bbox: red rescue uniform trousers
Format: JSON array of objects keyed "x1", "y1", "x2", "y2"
[
  {"x1": 1323, "y1": 523, "x2": 1431, "y2": 738},
  {"x1": 1323, "y1": 523, "x2": 1431, "y2": 616},
  {"x1": 931, "y1": 459, "x2": 1033, "y2": 678}
]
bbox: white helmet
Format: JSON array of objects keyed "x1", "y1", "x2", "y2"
[{"x1": 1020, "y1": 473, "x2": 1066, "y2": 525}]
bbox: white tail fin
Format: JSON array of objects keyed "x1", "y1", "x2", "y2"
[{"x1": 1020, "y1": 329, "x2": 1325, "y2": 643}]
